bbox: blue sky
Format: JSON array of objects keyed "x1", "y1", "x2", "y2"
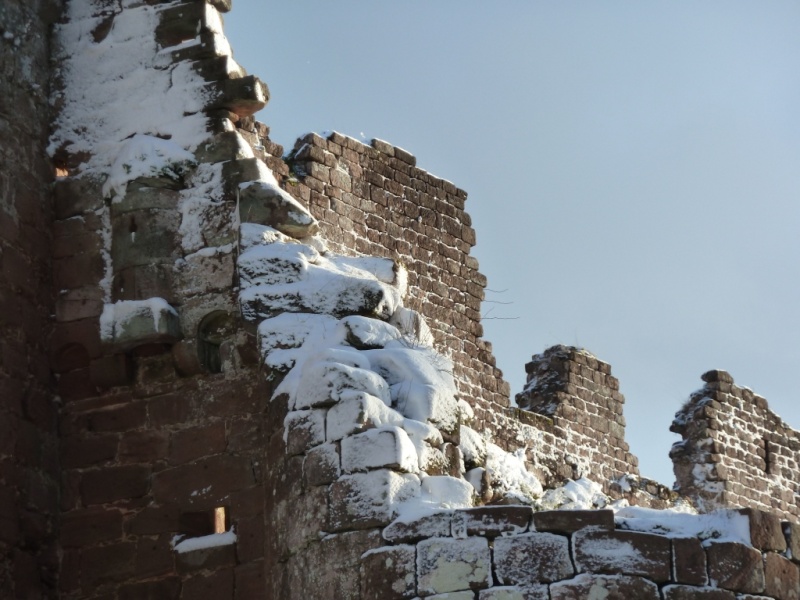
[{"x1": 226, "y1": 2, "x2": 800, "y2": 485}]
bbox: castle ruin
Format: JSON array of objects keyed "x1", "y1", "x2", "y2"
[{"x1": 2, "y1": 0, "x2": 800, "y2": 598}]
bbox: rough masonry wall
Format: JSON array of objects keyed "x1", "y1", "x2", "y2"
[
  {"x1": 672, "y1": 369, "x2": 800, "y2": 521},
  {"x1": 49, "y1": 1, "x2": 277, "y2": 597},
  {"x1": 0, "y1": 0, "x2": 62, "y2": 596},
  {"x1": 275, "y1": 132, "x2": 511, "y2": 416}
]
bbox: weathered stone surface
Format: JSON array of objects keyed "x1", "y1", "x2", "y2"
[
  {"x1": 451, "y1": 506, "x2": 532, "y2": 538},
  {"x1": 573, "y1": 529, "x2": 671, "y2": 582},
  {"x1": 152, "y1": 455, "x2": 257, "y2": 507},
  {"x1": 285, "y1": 409, "x2": 326, "y2": 456},
  {"x1": 341, "y1": 427, "x2": 418, "y2": 473},
  {"x1": 764, "y1": 551, "x2": 800, "y2": 600},
  {"x1": 360, "y1": 545, "x2": 416, "y2": 600},
  {"x1": 479, "y1": 587, "x2": 549, "y2": 600},
  {"x1": 283, "y1": 530, "x2": 383, "y2": 599},
  {"x1": 662, "y1": 585, "x2": 735, "y2": 600},
  {"x1": 550, "y1": 574, "x2": 660, "y2": 600},
  {"x1": 328, "y1": 470, "x2": 420, "y2": 531},
  {"x1": 304, "y1": 442, "x2": 341, "y2": 486},
  {"x1": 531, "y1": 509, "x2": 614, "y2": 534},
  {"x1": 60, "y1": 507, "x2": 123, "y2": 547},
  {"x1": 739, "y1": 508, "x2": 788, "y2": 552},
  {"x1": 382, "y1": 512, "x2": 453, "y2": 544},
  {"x1": 80, "y1": 465, "x2": 151, "y2": 505},
  {"x1": 673, "y1": 537, "x2": 707, "y2": 586},
  {"x1": 417, "y1": 536, "x2": 491, "y2": 595},
  {"x1": 103, "y1": 301, "x2": 182, "y2": 351},
  {"x1": 494, "y1": 532, "x2": 573, "y2": 585},
  {"x1": 326, "y1": 393, "x2": 404, "y2": 442},
  {"x1": 706, "y1": 541, "x2": 765, "y2": 594}
]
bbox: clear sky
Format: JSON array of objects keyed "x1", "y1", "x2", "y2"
[{"x1": 225, "y1": 1, "x2": 800, "y2": 486}]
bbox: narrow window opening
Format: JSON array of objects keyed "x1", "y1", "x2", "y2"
[
  {"x1": 764, "y1": 437, "x2": 773, "y2": 475},
  {"x1": 214, "y1": 506, "x2": 227, "y2": 534},
  {"x1": 197, "y1": 311, "x2": 235, "y2": 374}
]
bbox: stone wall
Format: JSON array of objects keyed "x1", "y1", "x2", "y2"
[
  {"x1": 672, "y1": 369, "x2": 800, "y2": 521},
  {"x1": 49, "y1": 0, "x2": 276, "y2": 597},
  {"x1": 0, "y1": 0, "x2": 62, "y2": 596},
  {"x1": 359, "y1": 505, "x2": 800, "y2": 600},
  {"x1": 275, "y1": 132, "x2": 510, "y2": 416},
  {"x1": 510, "y1": 345, "x2": 641, "y2": 492}
]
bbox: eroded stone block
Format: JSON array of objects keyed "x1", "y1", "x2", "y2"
[
  {"x1": 360, "y1": 545, "x2": 416, "y2": 600},
  {"x1": 328, "y1": 470, "x2": 419, "y2": 532},
  {"x1": 550, "y1": 574, "x2": 659, "y2": 600},
  {"x1": 573, "y1": 529, "x2": 671, "y2": 582},
  {"x1": 341, "y1": 427, "x2": 418, "y2": 473},
  {"x1": 494, "y1": 532, "x2": 573, "y2": 585},
  {"x1": 706, "y1": 541, "x2": 765, "y2": 594},
  {"x1": 417, "y1": 536, "x2": 491, "y2": 595}
]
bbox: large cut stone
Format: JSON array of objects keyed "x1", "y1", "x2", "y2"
[
  {"x1": 360, "y1": 545, "x2": 416, "y2": 600},
  {"x1": 416, "y1": 536, "x2": 491, "y2": 595},
  {"x1": 573, "y1": 529, "x2": 671, "y2": 582},
  {"x1": 494, "y1": 532, "x2": 573, "y2": 585},
  {"x1": 706, "y1": 541, "x2": 765, "y2": 594},
  {"x1": 328, "y1": 470, "x2": 419, "y2": 532},
  {"x1": 550, "y1": 574, "x2": 659, "y2": 600}
]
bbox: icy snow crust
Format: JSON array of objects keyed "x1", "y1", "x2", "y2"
[{"x1": 172, "y1": 529, "x2": 237, "y2": 554}]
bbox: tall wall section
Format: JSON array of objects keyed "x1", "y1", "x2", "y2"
[
  {"x1": 277, "y1": 132, "x2": 511, "y2": 416},
  {"x1": 0, "y1": 0, "x2": 63, "y2": 596},
  {"x1": 672, "y1": 369, "x2": 800, "y2": 521}
]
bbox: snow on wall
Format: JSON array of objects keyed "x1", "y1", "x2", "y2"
[{"x1": 671, "y1": 369, "x2": 800, "y2": 521}]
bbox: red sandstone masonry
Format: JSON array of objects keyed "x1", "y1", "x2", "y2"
[
  {"x1": 0, "y1": 0, "x2": 63, "y2": 597},
  {"x1": 672, "y1": 369, "x2": 800, "y2": 521}
]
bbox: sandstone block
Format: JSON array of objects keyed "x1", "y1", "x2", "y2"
[
  {"x1": 326, "y1": 392, "x2": 404, "y2": 441},
  {"x1": 360, "y1": 545, "x2": 416, "y2": 600},
  {"x1": 285, "y1": 409, "x2": 326, "y2": 456},
  {"x1": 295, "y1": 361, "x2": 391, "y2": 409},
  {"x1": 328, "y1": 470, "x2": 419, "y2": 531},
  {"x1": 451, "y1": 506, "x2": 532, "y2": 538},
  {"x1": 706, "y1": 541, "x2": 765, "y2": 594},
  {"x1": 479, "y1": 587, "x2": 549, "y2": 600},
  {"x1": 53, "y1": 176, "x2": 104, "y2": 220},
  {"x1": 531, "y1": 509, "x2": 614, "y2": 534},
  {"x1": 739, "y1": 508, "x2": 787, "y2": 552},
  {"x1": 673, "y1": 537, "x2": 708, "y2": 586},
  {"x1": 662, "y1": 585, "x2": 735, "y2": 599},
  {"x1": 60, "y1": 435, "x2": 118, "y2": 469},
  {"x1": 341, "y1": 427, "x2": 418, "y2": 473},
  {"x1": 764, "y1": 551, "x2": 800, "y2": 600},
  {"x1": 304, "y1": 443, "x2": 341, "y2": 486},
  {"x1": 80, "y1": 542, "x2": 136, "y2": 588},
  {"x1": 168, "y1": 422, "x2": 227, "y2": 465},
  {"x1": 235, "y1": 562, "x2": 265, "y2": 600},
  {"x1": 550, "y1": 574, "x2": 659, "y2": 600},
  {"x1": 80, "y1": 465, "x2": 151, "y2": 505},
  {"x1": 382, "y1": 511, "x2": 453, "y2": 544},
  {"x1": 152, "y1": 455, "x2": 256, "y2": 507},
  {"x1": 119, "y1": 429, "x2": 168, "y2": 463},
  {"x1": 573, "y1": 529, "x2": 671, "y2": 582},
  {"x1": 417, "y1": 536, "x2": 491, "y2": 595},
  {"x1": 180, "y1": 568, "x2": 234, "y2": 600},
  {"x1": 89, "y1": 354, "x2": 134, "y2": 388},
  {"x1": 134, "y1": 534, "x2": 175, "y2": 580},
  {"x1": 494, "y1": 531, "x2": 573, "y2": 585},
  {"x1": 235, "y1": 174, "x2": 318, "y2": 239},
  {"x1": 119, "y1": 577, "x2": 180, "y2": 600},
  {"x1": 211, "y1": 75, "x2": 269, "y2": 117},
  {"x1": 60, "y1": 507, "x2": 123, "y2": 547}
]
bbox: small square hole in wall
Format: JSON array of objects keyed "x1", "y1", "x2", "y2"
[{"x1": 179, "y1": 506, "x2": 229, "y2": 537}]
